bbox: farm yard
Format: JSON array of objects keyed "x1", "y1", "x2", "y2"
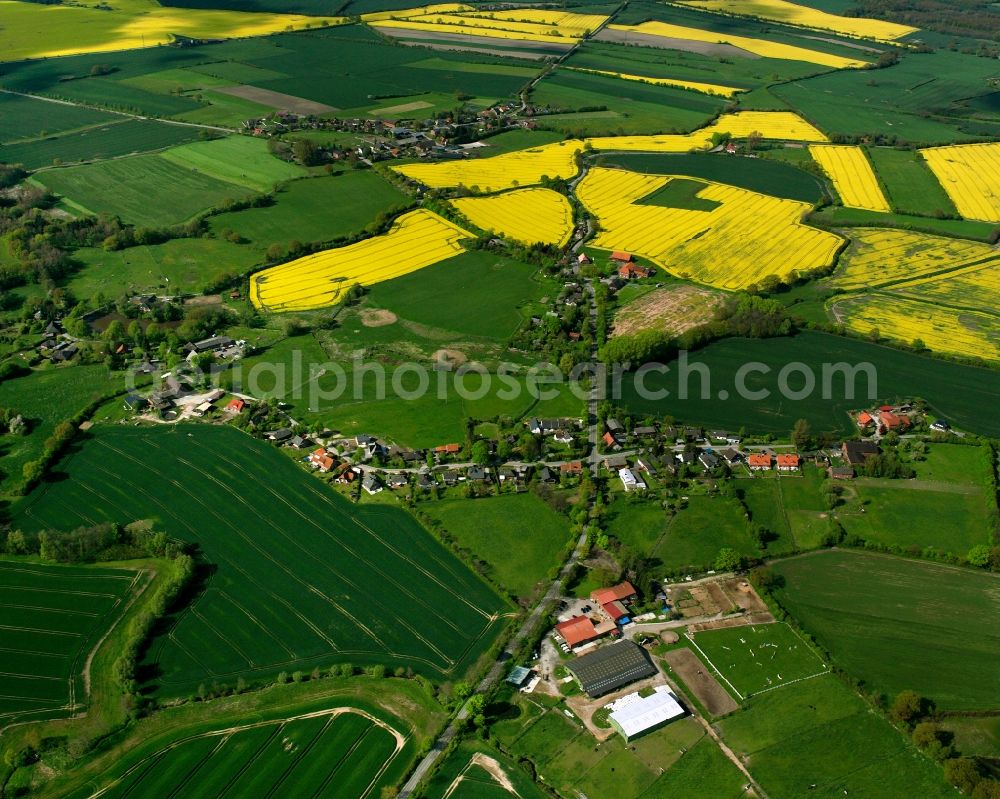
[
  {"x1": 577, "y1": 168, "x2": 841, "y2": 290},
  {"x1": 772, "y1": 551, "x2": 1000, "y2": 711},
  {"x1": 0, "y1": 561, "x2": 140, "y2": 727},
  {"x1": 451, "y1": 188, "x2": 574, "y2": 246},
  {"x1": 250, "y1": 209, "x2": 471, "y2": 311},
  {"x1": 13, "y1": 426, "x2": 509, "y2": 694}
]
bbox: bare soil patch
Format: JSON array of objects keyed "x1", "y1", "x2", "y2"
[
  {"x1": 613, "y1": 285, "x2": 724, "y2": 338},
  {"x1": 215, "y1": 85, "x2": 338, "y2": 115},
  {"x1": 184, "y1": 294, "x2": 222, "y2": 307},
  {"x1": 665, "y1": 648, "x2": 739, "y2": 716},
  {"x1": 661, "y1": 630, "x2": 680, "y2": 644},
  {"x1": 433, "y1": 348, "x2": 468, "y2": 367},
  {"x1": 360, "y1": 308, "x2": 398, "y2": 327},
  {"x1": 595, "y1": 28, "x2": 758, "y2": 58},
  {"x1": 687, "y1": 611, "x2": 773, "y2": 634}
]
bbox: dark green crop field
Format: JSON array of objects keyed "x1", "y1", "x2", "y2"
[
  {"x1": 84, "y1": 709, "x2": 402, "y2": 799},
  {"x1": 600, "y1": 152, "x2": 826, "y2": 203},
  {"x1": 617, "y1": 332, "x2": 1000, "y2": 437},
  {"x1": 0, "y1": 119, "x2": 203, "y2": 170},
  {"x1": 773, "y1": 551, "x2": 1000, "y2": 710},
  {"x1": 0, "y1": 560, "x2": 138, "y2": 726},
  {"x1": 0, "y1": 93, "x2": 115, "y2": 145},
  {"x1": 13, "y1": 426, "x2": 508, "y2": 695}
]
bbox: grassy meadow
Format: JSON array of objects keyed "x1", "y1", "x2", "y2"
[
  {"x1": 772, "y1": 551, "x2": 1000, "y2": 710},
  {"x1": 420, "y1": 493, "x2": 573, "y2": 599}
]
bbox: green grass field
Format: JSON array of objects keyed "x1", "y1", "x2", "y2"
[
  {"x1": 618, "y1": 331, "x2": 1000, "y2": 438},
  {"x1": 159, "y1": 136, "x2": 307, "y2": 192},
  {"x1": 35, "y1": 154, "x2": 256, "y2": 228},
  {"x1": 209, "y1": 172, "x2": 410, "y2": 249},
  {"x1": 866, "y1": 147, "x2": 957, "y2": 217},
  {"x1": 424, "y1": 740, "x2": 550, "y2": 799},
  {"x1": 0, "y1": 560, "x2": 138, "y2": 727},
  {"x1": 808, "y1": 205, "x2": 997, "y2": 240},
  {"x1": 741, "y1": 465, "x2": 838, "y2": 552},
  {"x1": 0, "y1": 119, "x2": 203, "y2": 170},
  {"x1": 501, "y1": 703, "x2": 716, "y2": 799},
  {"x1": 68, "y1": 237, "x2": 261, "y2": 298},
  {"x1": 420, "y1": 493, "x2": 572, "y2": 599},
  {"x1": 13, "y1": 425, "x2": 508, "y2": 695},
  {"x1": 773, "y1": 551, "x2": 1000, "y2": 710},
  {"x1": 718, "y1": 674, "x2": 954, "y2": 798},
  {"x1": 688, "y1": 622, "x2": 829, "y2": 700},
  {"x1": 0, "y1": 364, "x2": 124, "y2": 498}
]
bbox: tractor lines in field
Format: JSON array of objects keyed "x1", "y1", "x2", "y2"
[
  {"x1": 215, "y1": 588, "x2": 298, "y2": 661},
  {"x1": 87, "y1": 707, "x2": 406, "y2": 799},
  {"x1": 90, "y1": 441, "x2": 350, "y2": 652},
  {"x1": 0, "y1": 602, "x2": 101, "y2": 619}
]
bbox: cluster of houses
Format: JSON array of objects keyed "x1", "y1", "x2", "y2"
[
  {"x1": 182, "y1": 335, "x2": 246, "y2": 363},
  {"x1": 527, "y1": 416, "x2": 583, "y2": 444},
  {"x1": 38, "y1": 320, "x2": 79, "y2": 363},
  {"x1": 855, "y1": 403, "x2": 916, "y2": 436}
]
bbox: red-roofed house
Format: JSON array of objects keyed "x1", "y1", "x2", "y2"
[
  {"x1": 776, "y1": 453, "x2": 800, "y2": 471},
  {"x1": 747, "y1": 453, "x2": 772, "y2": 471},
  {"x1": 556, "y1": 616, "x2": 600, "y2": 648},
  {"x1": 226, "y1": 398, "x2": 246, "y2": 414},
  {"x1": 434, "y1": 443, "x2": 461, "y2": 454},
  {"x1": 879, "y1": 411, "x2": 909, "y2": 432},
  {"x1": 857, "y1": 411, "x2": 873, "y2": 428},
  {"x1": 309, "y1": 448, "x2": 335, "y2": 473},
  {"x1": 611, "y1": 251, "x2": 633, "y2": 263},
  {"x1": 603, "y1": 600, "x2": 629, "y2": 622},
  {"x1": 602, "y1": 431, "x2": 619, "y2": 449},
  {"x1": 560, "y1": 461, "x2": 583, "y2": 476},
  {"x1": 618, "y1": 262, "x2": 652, "y2": 280},
  {"x1": 591, "y1": 581, "x2": 637, "y2": 606},
  {"x1": 879, "y1": 405, "x2": 894, "y2": 412}
]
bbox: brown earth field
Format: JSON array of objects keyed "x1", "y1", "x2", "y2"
[{"x1": 664, "y1": 647, "x2": 740, "y2": 716}]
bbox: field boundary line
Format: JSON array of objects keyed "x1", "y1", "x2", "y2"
[{"x1": 684, "y1": 632, "x2": 744, "y2": 701}]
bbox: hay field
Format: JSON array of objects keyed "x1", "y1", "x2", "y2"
[
  {"x1": 612, "y1": 285, "x2": 723, "y2": 337},
  {"x1": 920, "y1": 142, "x2": 1000, "y2": 222},
  {"x1": 578, "y1": 167, "x2": 841, "y2": 290},
  {"x1": 250, "y1": 209, "x2": 471, "y2": 312},
  {"x1": 13, "y1": 426, "x2": 508, "y2": 695},
  {"x1": 451, "y1": 188, "x2": 573, "y2": 245},
  {"x1": 810, "y1": 145, "x2": 890, "y2": 212}
]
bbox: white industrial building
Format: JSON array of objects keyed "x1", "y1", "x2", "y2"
[{"x1": 607, "y1": 686, "x2": 686, "y2": 741}]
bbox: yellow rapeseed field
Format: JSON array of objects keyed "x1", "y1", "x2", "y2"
[
  {"x1": 834, "y1": 294, "x2": 1000, "y2": 361},
  {"x1": 577, "y1": 167, "x2": 841, "y2": 290},
  {"x1": 830, "y1": 229, "x2": 1000, "y2": 291},
  {"x1": 810, "y1": 145, "x2": 890, "y2": 212},
  {"x1": 250, "y1": 210, "x2": 471, "y2": 312},
  {"x1": 606, "y1": 21, "x2": 866, "y2": 68},
  {"x1": 360, "y1": 3, "x2": 472, "y2": 22},
  {"x1": 586, "y1": 111, "x2": 828, "y2": 152},
  {"x1": 0, "y1": 0, "x2": 340, "y2": 61},
  {"x1": 393, "y1": 140, "x2": 584, "y2": 191},
  {"x1": 370, "y1": 9, "x2": 607, "y2": 43},
  {"x1": 676, "y1": 0, "x2": 917, "y2": 42},
  {"x1": 451, "y1": 188, "x2": 574, "y2": 246},
  {"x1": 566, "y1": 67, "x2": 743, "y2": 97},
  {"x1": 920, "y1": 143, "x2": 1000, "y2": 222}
]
